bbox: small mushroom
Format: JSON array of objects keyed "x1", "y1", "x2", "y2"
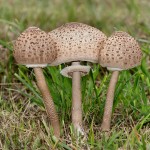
[
  {"x1": 49, "y1": 22, "x2": 107, "y2": 133},
  {"x1": 13, "y1": 27, "x2": 60, "y2": 137},
  {"x1": 99, "y1": 31, "x2": 142, "y2": 131}
]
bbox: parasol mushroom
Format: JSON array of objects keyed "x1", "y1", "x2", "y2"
[
  {"x1": 13, "y1": 27, "x2": 60, "y2": 137},
  {"x1": 49, "y1": 22, "x2": 107, "y2": 133},
  {"x1": 99, "y1": 31, "x2": 142, "y2": 131}
]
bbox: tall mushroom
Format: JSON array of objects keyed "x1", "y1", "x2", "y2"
[
  {"x1": 99, "y1": 31, "x2": 142, "y2": 131},
  {"x1": 13, "y1": 27, "x2": 60, "y2": 137},
  {"x1": 49, "y1": 22, "x2": 107, "y2": 133}
]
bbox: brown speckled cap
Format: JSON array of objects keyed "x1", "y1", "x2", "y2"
[
  {"x1": 49, "y1": 22, "x2": 107, "y2": 66},
  {"x1": 99, "y1": 31, "x2": 142, "y2": 70},
  {"x1": 13, "y1": 27, "x2": 57, "y2": 67}
]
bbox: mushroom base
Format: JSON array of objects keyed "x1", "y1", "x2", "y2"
[
  {"x1": 101, "y1": 71, "x2": 119, "y2": 131},
  {"x1": 71, "y1": 62, "x2": 84, "y2": 135},
  {"x1": 34, "y1": 67, "x2": 60, "y2": 137}
]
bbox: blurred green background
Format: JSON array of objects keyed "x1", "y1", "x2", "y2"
[{"x1": 0, "y1": 0, "x2": 150, "y2": 39}]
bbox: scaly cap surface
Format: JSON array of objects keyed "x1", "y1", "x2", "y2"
[
  {"x1": 99, "y1": 31, "x2": 142, "y2": 70},
  {"x1": 49, "y1": 22, "x2": 107, "y2": 66},
  {"x1": 13, "y1": 27, "x2": 57, "y2": 67}
]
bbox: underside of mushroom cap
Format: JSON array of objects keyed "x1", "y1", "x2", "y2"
[
  {"x1": 49, "y1": 22, "x2": 107, "y2": 66},
  {"x1": 13, "y1": 27, "x2": 57, "y2": 67},
  {"x1": 60, "y1": 64, "x2": 91, "y2": 78},
  {"x1": 99, "y1": 31, "x2": 142, "y2": 70}
]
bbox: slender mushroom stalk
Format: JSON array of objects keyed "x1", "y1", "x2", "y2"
[
  {"x1": 61, "y1": 62, "x2": 90, "y2": 134},
  {"x1": 71, "y1": 62, "x2": 83, "y2": 133},
  {"x1": 49, "y1": 22, "x2": 107, "y2": 134},
  {"x1": 13, "y1": 27, "x2": 60, "y2": 137},
  {"x1": 99, "y1": 31, "x2": 142, "y2": 131},
  {"x1": 101, "y1": 70, "x2": 119, "y2": 131},
  {"x1": 34, "y1": 67, "x2": 60, "y2": 137}
]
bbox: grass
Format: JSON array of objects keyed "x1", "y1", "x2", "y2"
[{"x1": 0, "y1": 0, "x2": 150, "y2": 149}]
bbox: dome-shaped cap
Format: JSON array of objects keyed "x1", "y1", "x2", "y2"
[
  {"x1": 99, "y1": 31, "x2": 142, "y2": 70},
  {"x1": 13, "y1": 27, "x2": 57, "y2": 67},
  {"x1": 49, "y1": 22, "x2": 107, "y2": 66}
]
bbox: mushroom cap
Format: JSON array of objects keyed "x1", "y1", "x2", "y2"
[
  {"x1": 60, "y1": 64, "x2": 91, "y2": 78},
  {"x1": 13, "y1": 27, "x2": 57, "y2": 67},
  {"x1": 49, "y1": 22, "x2": 107, "y2": 66},
  {"x1": 99, "y1": 31, "x2": 142, "y2": 70}
]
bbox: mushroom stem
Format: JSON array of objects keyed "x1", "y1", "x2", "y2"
[
  {"x1": 101, "y1": 70, "x2": 119, "y2": 131},
  {"x1": 33, "y1": 67, "x2": 60, "y2": 137},
  {"x1": 71, "y1": 62, "x2": 83, "y2": 134}
]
